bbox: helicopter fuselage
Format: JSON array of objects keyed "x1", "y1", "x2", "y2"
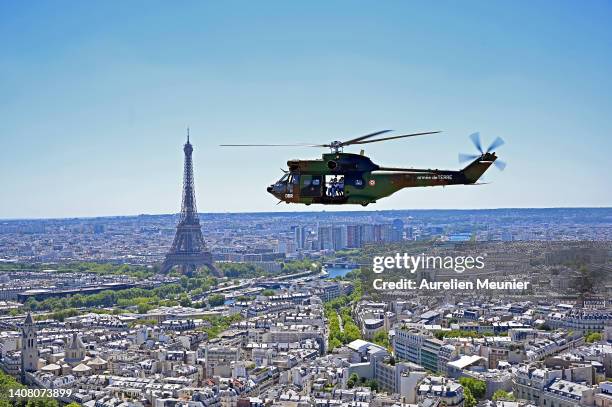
[{"x1": 267, "y1": 152, "x2": 497, "y2": 206}]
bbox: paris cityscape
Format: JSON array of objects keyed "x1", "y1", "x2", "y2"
[
  {"x1": 2, "y1": 2, "x2": 612, "y2": 407},
  {"x1": 0, "y1": 137, "x2": 610, "y2": 407}
]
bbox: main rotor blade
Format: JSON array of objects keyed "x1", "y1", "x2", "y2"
[
  {"x1": 494, "y1": 159, "x2": 507, "y2": 171},
  {"x1": 486, "y1": 136, "x2": 505, "y2": 152},
  {"x1": 220, "y1": 129, "x2": 440, "y2": 148},
  {"x1": 219, "y1": 143, "x2": 321, "y2": 147},
  {"x1": 469, "y1": 132, "x2": 483, "y2": 154},
  {"x1": 339, "y1": 130, "x2": 393, "y2": 147},
  {"x1": 351, "y1": 131, "x2": 441, "y2": 145},
  {"x1": 458, "y1": 153, "x2": 481, "y2": 163}
]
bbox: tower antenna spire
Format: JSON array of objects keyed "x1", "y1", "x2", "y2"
[{"x1": 187, "y1": 127, "x2": 190, "y2": 143}]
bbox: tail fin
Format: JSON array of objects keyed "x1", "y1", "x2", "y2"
[{"x1": 461, "y1": 153, "x2": 496, "y2": 183}]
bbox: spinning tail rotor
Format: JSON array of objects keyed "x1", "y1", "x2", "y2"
[{"x1": 459, "y1": 132, "x2": 506, "y2": 170}]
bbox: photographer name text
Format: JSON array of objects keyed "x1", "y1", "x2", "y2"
[
  {"x1": 372, "y1": 278, "x2": 529, "y2": 291},
  {"x1": 371, "y1": 253, "x2": 529, "y2": 291}
]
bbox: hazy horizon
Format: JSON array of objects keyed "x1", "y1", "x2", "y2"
[{"x1": 1, "y1": 206, "x2": 610, "y2": 222}]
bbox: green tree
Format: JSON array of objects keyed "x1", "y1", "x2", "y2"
[
  {"x1": 137, "y1": 303, "x2": 153, "y2": 314},
  {"x1": 261, "y1": 289, "x2": 276, "y2": 296},
  {"x1": 208, "y1": 294, "x2": 225, "y2": 307},
  {"x1": 459, "y1": 377, "x2": 486, "y2": 399},
  {"x1": 25, "y1": 399, "x2": 59, "y2": 407},
  {"x1": 218, "y1": 262, "x2": 267, "y2": 278},
  {"x1": 328, "y1": 337, "x2": 342, "y2": 351},
  {"x1": 0, "y1": 368, "x2": 24, "y2": 407},
  {"x1": 347, "y1": 373, "x2": 359, "y2": 389},
  {"x1": 0, "y1": 369, "x2": 60, "y2": 407},
  {"x1": 435, "y1": 330, "x2": 482, "y2": 340},
  {"x1": 343, "y1": 323, "x2": 362, "y2": 343},
  {"x1": 365, "y1": 379, "x2": 378, "y2": 391},
  {"x1": 200, "y1": 314, "x2": 243, "y2": 339},
  {"x1": 48, "y1": 308, "x2": 80, "y2": 322},
  {"x1": 190, "y1": 287, "x2": 204, "y2": 296},
  {"x1": 492, "y1": 390, "x2": 515, "y2": 401},
  {"x1": 464, "y1": 387, "x2": 477, "y2": 407},
  {"x1": 373, "y1": 330, "x2": 390, "y2": 349},
  {"x1": 585, "y1": 332, "x2": 602, "y2": 343},
  {"x1": 178, "y1": 293, "x2": 192, "y2": 307}
]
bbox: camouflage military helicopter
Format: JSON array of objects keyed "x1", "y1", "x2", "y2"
[{"x1": 221, "y1": 130, "x2": 505, "y2": 206}]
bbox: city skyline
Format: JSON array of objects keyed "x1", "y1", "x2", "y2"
[
  {"x1": 1, "y1": 208, "x2": 609, "y2": 265},
  {"x1": 1, "y1": 206, "x2": 611, "y2": 222},
  {"x1": 2, "y1": 1, "x2": 612, "y2": 218}
]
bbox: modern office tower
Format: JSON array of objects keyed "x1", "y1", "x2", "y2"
[
  {"x1": 393, "y1": 328, "x2": 424, "y2": 364},
  {"x1": 361, "y1": 224, "x2": 376, "y2": 243},
  {"x1": 161, "y1": 132, "x2": 216, "y2": 275},
  {"x1": 294, "y1": 225, "x2": 306, "y2": 249},
  {"x1": 331, "y1": 226, "x2": 348, "y2": 250},
  {"x1": 346, "y1": 225, "x2": 362, "y2": 248},
  {"x1": 317, "y1": 222, "x2": 402, "y2": 250},
  {"x1": 374, "y1": 223, "x2": 394, "y2": 242},
  {"x1": 394, "y1": 329, "x2": 444, "y2": 373},
  {"x1": 318, "y1": 226, "x2": 333, "y2": 250},
  {"x1": 420, "y1": 337, "x2": 443, "y2": 372}
]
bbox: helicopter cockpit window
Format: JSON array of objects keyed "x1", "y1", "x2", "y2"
[
  {"x1": 287, "y1": 174, "x2": 299, "y2": 193},
  {"x1": 273, "y1": 173, "x2": 290, "y2": 193},
  {"x1": 325, "y1": 174, "x2": 345, "y2": 197},
  {"x1": 302, "y1": 177, "x2": 319, "y2": 187}
]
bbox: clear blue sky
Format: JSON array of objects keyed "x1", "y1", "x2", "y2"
[{"x1": 1, "y1": 1, "x2": 611, "y2": 218}]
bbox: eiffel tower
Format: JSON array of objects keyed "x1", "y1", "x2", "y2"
[{"x1": 161, "y1": 131, "x2": 217, "y2": 275}]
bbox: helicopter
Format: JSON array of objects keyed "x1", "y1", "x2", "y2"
[{"x1": 221, "y1": 130, "x2": 505, "y2": 206}]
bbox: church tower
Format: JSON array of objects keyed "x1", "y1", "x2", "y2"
[
  {"x1": 21, "y1": 312, "x2": 38, "y2": 383},
  {"x1": 64, "y1": 332, "x2": 86, "y2": 367}
]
